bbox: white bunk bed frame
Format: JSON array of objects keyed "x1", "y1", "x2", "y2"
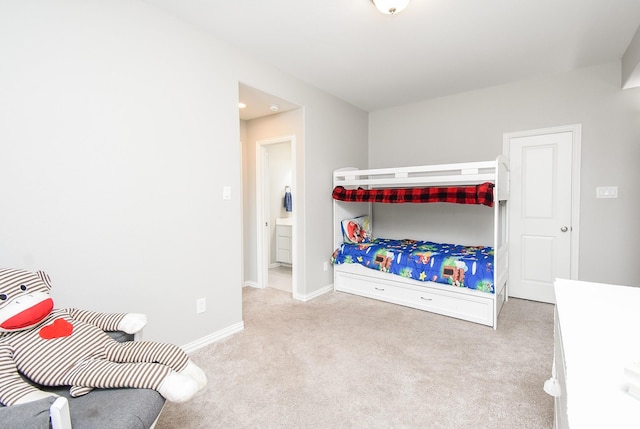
[{"x1": 332, "y1": 155, "x2": 509, "y2": 329}]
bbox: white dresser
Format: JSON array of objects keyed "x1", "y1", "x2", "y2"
[{"x1": 549, "y1": 279, "x2": 640, "y2": 428}]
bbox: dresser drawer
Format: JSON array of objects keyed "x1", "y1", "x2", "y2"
[
  {"x1": 276, "y1": 224, "x2": 291, "y2": 237},
  {"x1": 276, "y1": 225, "x2": 292, "y2": 264}
]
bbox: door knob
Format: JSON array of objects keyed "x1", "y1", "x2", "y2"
[{"x1": 560, "y1": 226, "x2": 568, "y2": 232}]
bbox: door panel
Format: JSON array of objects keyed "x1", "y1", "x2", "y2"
[
  {"x1": 522, "y1": 235, "x2": 554, "y2": 282},
  {"x1": 509, "y1": 131, "x2": 573, "y2": 303}
]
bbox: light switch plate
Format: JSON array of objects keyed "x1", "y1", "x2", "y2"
[
  {"x1": 196, "y1": 297, "x2": 206, "y2": 314},
  {"x1": 596, "y1": 186, "x2": 618, "y2": 198},
  {"x1": 222, "y1": 186, "x2": 231, "y2": 200}
]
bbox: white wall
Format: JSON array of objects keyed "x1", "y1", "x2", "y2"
[
  {"x1": 369, "y1": 62, "x2": 640, "y2": 286},
  {"x1": 301, "y1": 97, "x2": 369, "y2": 295},
  {"x1": 0, "y1": 0, "x2": 368, "y2": 345},
  {"x1": 622, "y1": 24, "x2": 640, "y2": 88}
]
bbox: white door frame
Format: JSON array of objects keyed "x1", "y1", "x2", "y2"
[
  {"x1": 255, "y1": 135, "x2": 296, "y2": 294},
  {"x1": 503, "y1": 124, "x2": 581, "y2": 281}
]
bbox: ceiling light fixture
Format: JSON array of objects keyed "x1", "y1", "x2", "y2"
[
  {"x1": 370, "y1": 0, "x2": 410, "y2": 15},
  {"x1": 269, "y1": 104, "x2": 280, "y2": 112}
]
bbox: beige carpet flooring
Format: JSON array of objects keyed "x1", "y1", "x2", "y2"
[{"x1": 156, "y1": 287, "x2": 555, "y2": 429}]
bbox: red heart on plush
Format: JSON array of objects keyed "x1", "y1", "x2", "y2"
[{"x1": 39, "y1": 318, "x2": 73, "y2": 340}]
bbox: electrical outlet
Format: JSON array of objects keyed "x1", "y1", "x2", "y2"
[
  {"x1": 323, "y1": 261, "x2": 329, "y2": 272},
  {"x1": 196, "y1": 297, "x2": 206, "y2": 314}
]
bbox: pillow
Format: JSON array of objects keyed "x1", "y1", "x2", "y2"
[{"x1": 341, "y1": 215, "x2": 372, "y2": 244}]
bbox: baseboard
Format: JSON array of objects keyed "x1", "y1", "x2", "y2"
[
  {"x1": 181, "y1": 321, "x2": 244, "y2": 354},
  {"x1": 293, "y1": 284, "x2": 333, "y2": 302},
  {"x1": 243, "y1": 280, "x2": 259, "y2": 288}
]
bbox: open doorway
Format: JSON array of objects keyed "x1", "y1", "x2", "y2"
[
  {"x1": 239, "y1": 83, "x2": 301, "y2": 298},
  {"x1": 256, "y1": 137, "x2": 295, "y2": 293}
]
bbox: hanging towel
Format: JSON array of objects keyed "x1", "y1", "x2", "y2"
[{"x1": 284, "y1": 189, "x2": 293, "y2": 212}]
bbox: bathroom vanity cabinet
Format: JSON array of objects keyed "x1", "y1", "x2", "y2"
[{"x1": 276, "y1": 218, "x2": 292, "y2": 264}]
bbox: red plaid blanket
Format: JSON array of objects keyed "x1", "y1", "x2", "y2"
[{"x1": 332, "y1": 182, "x2": 494, "y2": 207}]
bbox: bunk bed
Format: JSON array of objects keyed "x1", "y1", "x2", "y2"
[{"x1": 331, "y1": 156, "x2": 509, "y2": 329}]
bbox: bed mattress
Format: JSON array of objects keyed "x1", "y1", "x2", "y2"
[{"x1": 332, "y1": 238, "x2": 495, "y2": 293}]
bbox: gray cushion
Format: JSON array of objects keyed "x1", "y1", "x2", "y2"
[
  {"x1": 47, "y1": 386, "x2": 164, "y2": 429},
  {"x1": 106, "y1": 330, "x2": 134, "y2": 343},
  {"x1": 0, "y1": 396, "x2": 56, "y2": 429}
]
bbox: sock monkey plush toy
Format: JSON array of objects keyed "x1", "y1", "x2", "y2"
[{"x1": 0, "y1": 268, "x2": 207, "y2": 406}]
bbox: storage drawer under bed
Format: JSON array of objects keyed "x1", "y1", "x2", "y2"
[{"x1": 335, "y1": 269, "x2": 494, "y2": 327}]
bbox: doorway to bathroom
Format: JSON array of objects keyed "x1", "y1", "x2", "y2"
[
  {"x1": 256, "y1": 137, "x2": 295, "y2": 294},
  {"x1": 239, "y1": 83, "x2": 301, "y2": 298}
]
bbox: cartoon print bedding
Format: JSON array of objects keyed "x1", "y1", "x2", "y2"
[{"x1": 331, "y1": 238, "x2": 495, "y2": 293}]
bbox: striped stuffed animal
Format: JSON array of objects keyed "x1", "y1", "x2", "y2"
[{"x1": 0, "y1": 268, "x2": 206, "y2": 406}]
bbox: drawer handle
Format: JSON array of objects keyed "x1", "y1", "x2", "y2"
[
  {"x1": 375, "y1": 287, "x2": 385, "y2": 291},
  {"x1": 420, "y1": 296, "x2": 432, "y2": 301}
]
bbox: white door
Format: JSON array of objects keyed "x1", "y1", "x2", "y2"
[{"x1": 506, "y1": 126, "x2": 580, "y2": 303}]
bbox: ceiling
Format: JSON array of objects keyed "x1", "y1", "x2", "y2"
[
  {"x1": 144, "y1": 0, "x2": 640, "y2": 116},
  {"x1": 238, "y1": 84, "x2": 300, "y2": 121}
]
